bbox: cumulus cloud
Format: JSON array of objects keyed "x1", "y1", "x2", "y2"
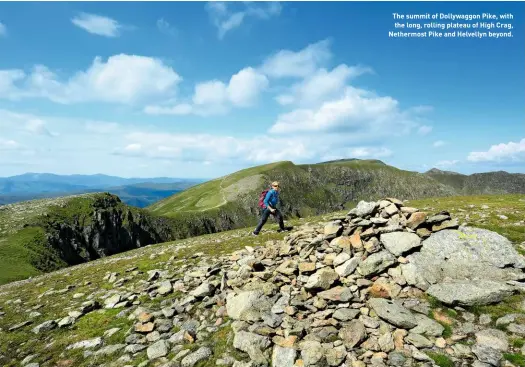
[
  {"x1": 270, "y1": 86, "x2": 420, "y2": 136},
  {"x1": 0, "y1": 54, "x2": 182, "y2": 104},
  {"x1": 71, "y1": 12, "x2": 123, "y2": 37},
  {"x1": 260, "y1": 40, "x2": 429, "y2": 139},
  {"x1": 467, "y1": 138, "x2": 525, "y2": 162},
  {"x1": 261, "y1": 39, "x2": 332, "y2": 79},
  {"x1": 144, "y1": 67, "x2": 268, "y2": 116},
  {"x1": 206, "y1": 1, "x2": 281, "y2": 39},
  {"x1": 433, "y1": 140, "x2": 446, "y2": 147},
  {"x1": 0, "y1": 22, "x2": 6, "y2": 37},
  {"x1": 0, "y1": 70, "x2": 25, "y2": 99},
  {"x1": 275, "y1": 64, "x2": 372, "y2": 107}
]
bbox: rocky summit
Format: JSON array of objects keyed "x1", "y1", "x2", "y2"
[{"x1": 2, "y1": 197, "x2": 525, "y2": 367}]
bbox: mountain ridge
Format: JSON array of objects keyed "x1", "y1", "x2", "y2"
[{"x1": 0, "y1": 158, "x2": 524, "y2": 285}]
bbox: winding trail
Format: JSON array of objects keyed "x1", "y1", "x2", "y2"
[{"x1": 197, "y1": 175, "x2": 229, "y2": 212}]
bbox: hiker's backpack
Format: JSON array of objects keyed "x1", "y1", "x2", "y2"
[{"x1": 258, "y1": 189, "x2": 269, "y2": 208}]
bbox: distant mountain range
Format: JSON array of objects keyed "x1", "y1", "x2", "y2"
[{"x1": 0, "y1": 173, "x2": 206, "y2": 207}]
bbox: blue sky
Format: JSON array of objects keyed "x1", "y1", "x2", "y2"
[{"x1": 0, "y1": 1, "x2": 523, "y2": 179}]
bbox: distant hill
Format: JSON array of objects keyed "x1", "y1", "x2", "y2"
[
  {"x1": 147, "y1": 159, "x2": 456, "y2": 237},
  {"x1": 0, "y1": 174, "x2": 205, "y2": 207},
  {"x1": 148, "y1": 159, "x2": 525, "y2": 239},
  {"x1": 425, "y1": 168, "x2": 525, "y2": 194}
]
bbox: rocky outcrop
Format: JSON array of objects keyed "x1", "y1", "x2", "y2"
[{"x1": 32, "y1": 194, "x2": 175, "y2": 267}]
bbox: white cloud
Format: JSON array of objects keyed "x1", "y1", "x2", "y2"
[
  {"x1": 275, "y1": 64, "x2": 372, "y2": 106},
  {"x1": 467, "y1": 138, "x2": 525, "y2": 162},
  {"x1": 0, "y1": 139, "x2": 19, "y2": 150},
  {"x1": 71, "y1": 12, "x2": 122, "y2": 37},
  {"x1": 270, "y1": 86, "x2": 419, "y2": 135},
  {"x1": 417, "y1": 125, "x2": 433, "y2": 135},
  {"x1": 228, "y1": 67, "x2": 269, "y2": 107},
  {"x1": 206, "y1": 2, "x2": 281, "y2": 39},
  {"x1": 113, "y1": 130, "x2": 392, "y2": 168},
  {"x1": 0, "y1": 70, "x2": 25, "y2": 99},
  {"x1": 0, "y1": 109, "x2": 57, "y2": 137},
  {"x1": 193, "y1": 80, "x2": 228, "y2": 106},
  {"x1": 261, "y1": 39, "x2": 332, "y2": 79},
  {"x1": 114, "y1": 131, "x2": 311, "y2": 163},
  {"x1": 144, "y1": 67, "x2": 268, "y2": 116},
  {"x1": 0, "y1": 54, "x2": 182, "y2": 104},
  {"x1": 157, "y1": 18, "x2": 177, "y2": 36},
  {"x1": 436, "y1": 160, "x2": 459, "y2": 168},
  {"x1": 0, "y1": 22, "x2": 6, "y2": 37},
  {"x1": 25, "y1": 119, "x2": 55, "y2": 136},
  {"x1": 433, "y1": 140, "x2": 446, "y2": 147}
]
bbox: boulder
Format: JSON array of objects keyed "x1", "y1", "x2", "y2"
[
  {"x1": 426, "y1": 280, "x2": 514, "y2": 306},
  {"x1": 272, "y1": 345, "x2": 296, "y2": 367},
  {"x1": 358, "y1": 251, "x2": 396, "y2": 277},
  {"x1": 380, "y1": 232, "x2": 421, "y2": 257},
  {"x1": 339, "y1": 319, "x2": 366, "y2": 348},
  {"x1": 368, "y1": 298, "x2": 417, "y2": 329},
  {"x1": 349, "y1": 201, "x2": 379, "y2": 217},
  {"x1": 305, "y1": 268, "x2": 338, "y2": 290},
  {"x1": 402, "y1": 227, "x2": 525, "y2": 291},
  {"x1": 226, "y1": 290, "x2": 271, "y2": 321}
]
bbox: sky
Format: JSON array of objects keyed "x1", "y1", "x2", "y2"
[{"x1": 0, "y1": 1, "x2": 524, "y2": 179}]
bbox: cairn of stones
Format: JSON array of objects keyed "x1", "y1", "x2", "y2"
[{"x1": 22, "y1": 198, "x2": 525, "y2": 367}]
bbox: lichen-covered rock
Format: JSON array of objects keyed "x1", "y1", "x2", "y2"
[
  {"x1": 402, "y1": 227, "x2": 525, "y2": 291},
  {"x1": 426, "y1": 280, "x2": 514, "y2": 306}
]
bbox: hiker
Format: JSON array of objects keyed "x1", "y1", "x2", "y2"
[{"x1": 252, "y1": 181, "x2": 287, "y2": 235}]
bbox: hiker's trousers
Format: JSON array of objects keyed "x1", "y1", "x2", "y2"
[{"x1": 254, "y1": 208, "x2": 285, "y2": 234}]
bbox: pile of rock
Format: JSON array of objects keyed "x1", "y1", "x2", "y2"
[
  {"x1": 214, "y1": 198, "x2": 525, "y2": 366},
  {"x1": 8, "y1": 198, "x2": 525, "y2": 367}
]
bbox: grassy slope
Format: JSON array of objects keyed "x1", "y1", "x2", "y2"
[
  {"x1": 0, "y1": 194, "x2": 96, "y2": 285},
  {"x1": 147, "y1": 160, "x2": 457, "y2": 234},
  {"x1": 0, "y1": 194, "x2": 523, "y2": 366},
  {"x1": 405, "y1": 194, "x2": 525, "y2": 244},
  {"x1": 0, "y1": 193, "x2": 171, "y2": 285},
  {"x1": 148, "y1": 161, "x2": 290, "y2": 214}
]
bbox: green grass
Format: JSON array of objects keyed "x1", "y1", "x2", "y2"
[
  {"x1": 504, "y1": 353, "x2": 525, "y2": 367},
  {"x1": 426, "y1": 352, "x2": 455, "y2": 367},
  {"x1": 512, "y1": 338, "x2": 525, "y2": 348},
  {"x1": 408, "y1": 194, "x2": 525, "y2": 244},
  {"x1": 0, "y1": 193, "x2": 181, "y2": 285},
  {"x1": 0, "y1": 209, "x2": 334, "y2": 366},
  {"x1": 466, "y1": 294, "x2": 525, "y2": 319},
  {"x1": 148, "y1": 161, "x2": 292, "y2": 215},
  {"x1": 1, "y1": 194, "x2": 525, "y2": 366}
]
